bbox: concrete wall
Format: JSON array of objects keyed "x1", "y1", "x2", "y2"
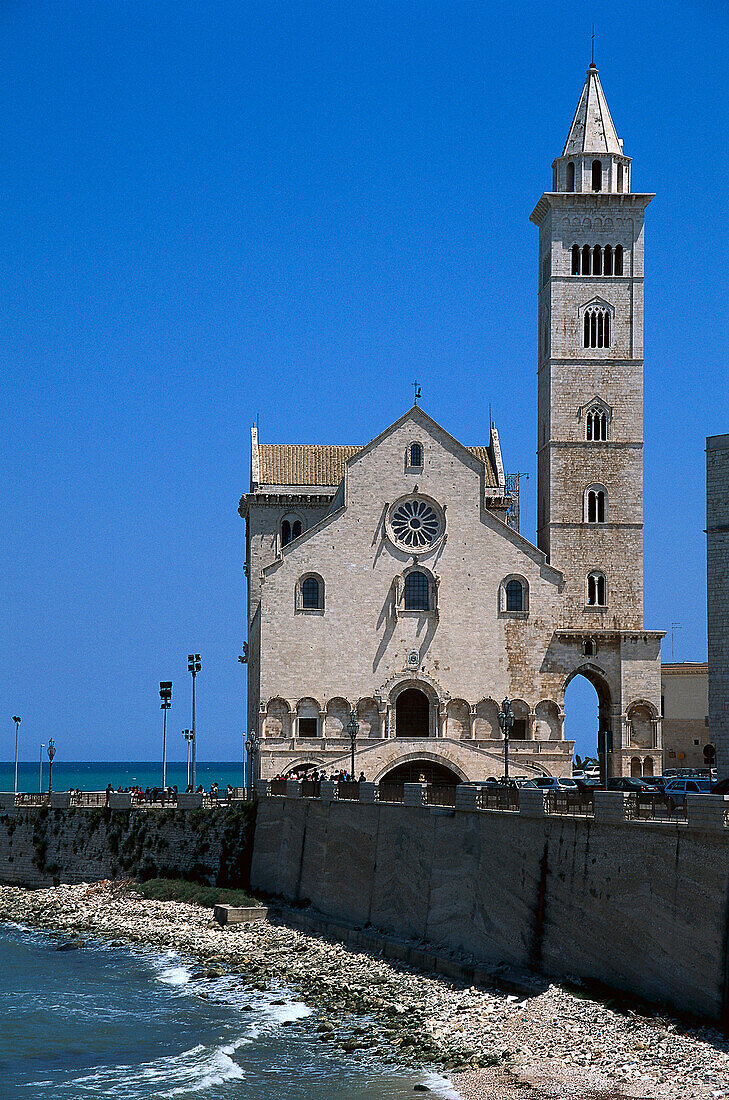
[{"x1": 251, "y1": 796, "x2": 729, "y2": 1025}]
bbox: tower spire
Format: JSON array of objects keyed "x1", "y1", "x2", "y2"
[{"x1": 562, "y1": 63, "x2": 622, "y2": 156}]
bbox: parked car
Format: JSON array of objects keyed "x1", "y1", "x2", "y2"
[
  {"x1": 572, "y1": 770, "x2": 587, "y2": 780},
  {"x1": 607, "y1": 777, "x2": 656, "y2": 793},
  {"x1": 663, "y1": 776, "x2": 711, "y2": 809},
  {"x1": 711, "y1": 777, "x2": 729, "y2": 795},
  {"x1": 640, "y1": 775, "x2": 669, "y2": 791},
  {"x1": 524, "y1": 777, "x2": 564, "y2": 791}
]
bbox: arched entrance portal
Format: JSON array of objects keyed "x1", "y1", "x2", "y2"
[
  {"x1": 381, "y1": 760, "x2": 462, "y2": 786},
  {"x1": 395, "y1": 688, "x2": 430, "y2": 738},
  {"x1": 564, "y1": 667, "x2": 613, "y2": 777}
]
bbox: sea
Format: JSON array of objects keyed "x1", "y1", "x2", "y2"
[
  {"x1": 0, "y1": 762, "x2": 248, "y2": 795},
  {"x1": 0, "y1": 923, "x2": 461, "y2": 1098}
]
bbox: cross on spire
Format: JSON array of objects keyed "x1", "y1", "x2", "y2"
[{"x1": 413, "y1": 381, "x2": 421, "y2": 405}]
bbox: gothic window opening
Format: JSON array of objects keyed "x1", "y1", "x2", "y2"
[
  {"x1": 586, "y1": 406, "x2": 608, "y2": 441},
  {"x1": 615, "y1": 245, "x2": 624, "y2": 275},
  {"x1": 571, "y1": 244, "x2": 580, "y2": 275},
  {"x1": 583, "y1": 306, "x2": 611, "y2": 348},
  {"x1": 404, "y1": 571, "x2": 430, "y2": 611},
  {"x1": 409, "y1": 442, "x2": 423, "y2": 468},
  {"x1": 592, "y1": 245, "x2": 602, "y2": 275},
  {"x1": 587, "y1": 572, "x2": 607, "y2": 607},
  {"x1": 586, "y1": 486, "x2": 606, "y2": 523},
  {"x1": 592, "y1": 159, "x2": 602, "y2": 191},
  {"x1": 566, "y1": 161, "x2": 575, "y2": 191}
]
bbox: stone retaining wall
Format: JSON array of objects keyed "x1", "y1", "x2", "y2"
[{"x1": 250, "y1": 795, "x2": 729, "y2": 1025}]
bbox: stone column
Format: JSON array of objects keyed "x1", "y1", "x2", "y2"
[
  {"x1": 469, "y1": 706, "x2": 477, "y2": 739},
  {"x1": 404, "y1": 782, "x2": 427, "y2": 806},
  {"x1": 438, "y1": 706, "x2": 447, "y2": 739},
  {"x1": 518, "y1": 788, "x2": 547, "y2": 817},
  {"x1": 359, "y1": 782, "x2": 378, "y2": 803},
  {"x1": 319, "y1": 709, "x2": 326, "y2": 741},
  {"x1": 593, "y1": 791, "x2": 630, "y2": 823},
  {"x1": 686, "y1": 794, "x2": 729, "y2": 832}
]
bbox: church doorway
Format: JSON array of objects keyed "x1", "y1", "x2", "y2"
[
  {"x1": 380, "y1": 760, "x2": 461, "y2": 786},
  {"x1": 395, "y1": 689, "x2": 430, "y2": 738}
]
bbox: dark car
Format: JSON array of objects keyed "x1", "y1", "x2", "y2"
[
  {"x1": 711, "y1": 777, "x2": 729, "y2": 796},
  {"x1": 607, "y1": 777, "x2": 656, "y2": 793}
]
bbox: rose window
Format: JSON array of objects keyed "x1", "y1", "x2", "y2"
[{"x1": 389, "y1": 498, "x2": 442, "y2": 551}]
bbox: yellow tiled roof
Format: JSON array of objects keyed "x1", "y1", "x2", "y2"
[{"x1": 257, "y1": 443, "x2": 498, "y2": 487}]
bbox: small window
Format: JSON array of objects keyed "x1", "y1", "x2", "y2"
[
  {"x1": 592, "y1": 159, "x2": 602, "y2": 192},
  {"x1": 586, "y1": 487, "x2": 606, "y2": 523},
  {"x1": 582, "y1": 244, "x2": 592, "y2": 275},
  {"x1": 404, "y1": 571, "x2": 429, "y2": 611},
  {"x1": 281, "y1": 520, "x2": 292, "y2": 547},
  {"x1": 409, "y1": 442, "x2": 423, "y2": 468},
  {"x1": 603, "y1": 245, "x2": 613, "y2": 275},
  {"x1": 566, "y1": 162, "x2": 575, "y2": 191},
  {"x1": 571, "y1": 244, "x2": 580, "y2": 275},
  {"x1": 301, "y1": 576, "x2": 323, "y2": 610},
  {"x1": 617, "y1": 163, "x2": 624, "y2": 192},
  {"x1": 505, "y1": 579, "x2": 524, "y2": 612},
  {"x1": 298, "y1": 717, "x2": 318, "y2": 738},
  {"x1": 614, "y1": 245, "x2": 623, "y2": 276},
  {"x1": 592, "y1": 245, "x2": 602, "y2": 275},
  {"x1": 586, "y1": 406, "x2": 608, "y2": 441},
  {"x1": 587, "y1": 571, "x2": 606, "y2": 606},
  {"x1": 583, "y1": 638, "x2": 596, "y2": 656},
  {"x1": 292, "y1": 520, "x2": 302, "y2": 539}
]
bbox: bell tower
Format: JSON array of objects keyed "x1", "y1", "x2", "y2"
[{"x1": 530, "y1": 63, "x2": 653, "y2": 629}]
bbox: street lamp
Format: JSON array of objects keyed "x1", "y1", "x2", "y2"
[
  {"x1": 245, "y1": 730, "x2": 260, "y2": 792},
  {"x1": 183, "y1": 730, "x2": 193, "y2": 788},
  {"x1": 346, "y1": 709, "x2": 359, "y2": 781},
  {"x1": 39, "y1": 744, "x2": 44, "y2": 794},
  {"x1": 11, "y1": 717, "x2": 21, "y2": 796},
  {"x1": 498, "y1": 698, "x2": 514, "y2": 781},
  {"x1": 188, "y1": 654, "x2": 201, "y2": 790},
  {"x1": 47, "y1": 738, "x2": 56, "y2": 795},
  {"x1": 159, "y1": 681, "x2": 172, "y2": 788}
]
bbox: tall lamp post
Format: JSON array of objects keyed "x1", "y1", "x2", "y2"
[
  {"x1": 498, "y1": 698, "x2": 514, "y2": 781},
  {"x1": 188, "y1": 654, "x2": 201, "y2": 790},
  {"x1": 346, "y1": 709, "x2": 359, "y2": 781},
  {"x1": 47, "y1": 738, "x2": 56, "y2": 796},
  {"x1": 245, "y1": 730, "x2": 260, "y2": 792},
  {"x1": 12, "y1": 716, "x2": 21, "y2": 796},
  {"x1": 159, "y1": 681, "x2": 172, "y2": 788},
  {"x1": 183, "y1": 730, "x2": 193, "y2": 787},
  {"x1": 39, "y1": 744, "x2": 44, "y2": 794}
]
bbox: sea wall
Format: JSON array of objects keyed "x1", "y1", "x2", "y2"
[
  {"x1": 250, "y1": 796, "x2": 729, "y2": 1025},
  {"x1": 0, "y1": 804, "x2": 256, "y2": 890}
]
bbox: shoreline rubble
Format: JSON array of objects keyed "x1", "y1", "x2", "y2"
[{"x1": 0, "y1": 881, "x2": 728, "y2": 1099}]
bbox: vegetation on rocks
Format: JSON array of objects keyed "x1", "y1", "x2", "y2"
[{"x1": 132, "y1": 877, "x2": 258, "y2": 909}]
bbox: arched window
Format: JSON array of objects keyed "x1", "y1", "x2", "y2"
[
  {"x1": 592, "y1": 159, "x2": 602, "y2": 191},
  {"x1": 281, "y1": 520, "x2": 291, "y2": 547},
  {"x1": 592, "y1": 245, "x2": 602, "y2": 275},
  {"x1": 614, "y1": 245, "x2": 624, "y2": 275},
  {"x1": 300, "y1": 575, "x2": 323, "y2": 610},
  {"x1": 292, "y1": 520, "x2": 302, "y2": 539},
  {"x1": 566, "y1": 161, "x2": 575, "y2": 191},
  {"x1": 603, "y1": 245, "x2": 613, "y2": 275},
  {"x1": 617, "y1": 164, "x2": 624, "y2": 192},
  {"x1": 571, "y1": 244, "x2": 580, "y2": 275},
  {"x1": 585, "y1": 486, "x2": 606, "y2": 523},
  {"x1": 409, "y1": 442, "x2": 423, "y2": 468},
  {"x1": 581, "y1": 244, "x2": 591, "y2": 275},
  {"x1": 583, "y1": 638, "x2": 597, "y2": 657},
  {"x1": 506, "y1": 579, "x2": 524, "y2": 611},
  {"x1": 404, "y1": 571, "x2": 430, "y2": 611},
  {"x1": 587, "y1": 572, "x2": 607, "y2": 607},
  {"x1": 586, "y1": 406, "x2": 608, "y2": 441},
  {"x1": 583, "y1": 306, "x2": 611, "y2": 348}
]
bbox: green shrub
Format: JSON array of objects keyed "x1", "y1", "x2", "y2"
[{"x1": 132, "y1": 877, "x2": 259, "y2": 909}]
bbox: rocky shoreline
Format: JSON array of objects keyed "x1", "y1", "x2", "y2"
[{"x1": 1, "y1": 882, "x2": 728, "y2": 1100}]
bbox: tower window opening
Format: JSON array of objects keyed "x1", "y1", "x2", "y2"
[
  {"x1": 586, "y1": 407, "x2": 608, "y2": 441},
  {"x1": 617, "y1": 163, "x2": 624, "y2": 192},
  {"x1": 566, "y1": 161, "x2": 575, "y2": 191},
  {"x1": 586, "y1": 487, "x2": 606, "y2": 524},
  {"x1": 592, "y1": 245, "x2": 602, "y2": 275},
  {"x1": 603, "y1": 245, "x2": 613, "y2": 275},
  {"x1": 582, "y1": 245, "x2": 592, "y2": 275},
  {"x1": 615, "y1": 245, "x2": 624, "y2": 275},
  {"x1": 587, "y1": 572, "x2": 607, "y2": 607},
  {"x1": 583, "y1": 638, "x2": 597, "y2": 656},
  {"x1": 292, "y1": 520, "x2": 302, "y2": 540},
  {"x1": 583, "y1": 307, "x2": 610, "y2": 349},
  {"x1": 592, "y1": 159, "x2": 602, "y2": 191},
  {"x1": 281, "y1": 520, "x2": 291, "y2": 547},
  {"x1": 571, "y1": 244, "x2": 580, "y2": 275},
  {"x1": 404, "y1": 570, "x2": 430, "y2": 611}
]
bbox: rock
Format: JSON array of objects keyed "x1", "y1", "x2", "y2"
[{"x1": 56, "y1": 939, "x2": 83, "y2": 951}]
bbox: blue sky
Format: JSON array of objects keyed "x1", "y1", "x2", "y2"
[{"x1": 3, "y1": 0, "x2": 728, "y2": 764}]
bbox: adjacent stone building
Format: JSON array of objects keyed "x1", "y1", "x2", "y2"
[
  {"x1": 660, "y1": 663, "x2": 712, "y2": 773},
  {"x1": 239, "y1": 64, "x2": 664, "y2": 783},
  {"x1": 707, "y1": 435, "x2": 729, "y2": 777}
]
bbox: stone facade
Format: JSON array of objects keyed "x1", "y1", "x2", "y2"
[
  {"x1": 240, "y1": 65, "x2": 663, "y2": 783},
  {"x1": 707, "y1": 434, "x2": 729, "y2": 776},
  {"x1": 661, "y1": 663, "x2": 712, "y2": 773}
]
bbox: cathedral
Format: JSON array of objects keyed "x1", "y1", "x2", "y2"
[{"x1": 239, "y1": 64, "x2": 664, "y2": 784}]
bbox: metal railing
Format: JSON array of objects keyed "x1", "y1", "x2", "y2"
[
  {"x1": 545, "y1": 790, "x2": 595, "y2": 816},
  {"x1": 378, "y1": 782, "x2": 404, "y2": 803},
  {"x1": 627, "y1": 793, "x2": 687, "y2": 821},
  {"x1": 480, "y1": 786, "x2": 520, "y2": 812},
  {"x1": 425, "y1": 784, "x2": 457, "y2": 807},
  {"x1": 337, "y1": 780, "x2": 360, "y2": 801},
  {"x1": 300, "y1": 778, "x2": 321, "y2": 798},
  {"x1": 270, "y1": 779, "x2": 288, "y2": 797}
]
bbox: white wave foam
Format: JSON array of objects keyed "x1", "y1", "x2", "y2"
[
  {"x1": 157, "y1": 966, "x2": 191, "y2": 986},
  {"x1": 421, "y1": 1072, "x2": 464, "y2": 1099},
  {"x1": 70, "y1": 1041, "x2": 246, "y2": 1098}
]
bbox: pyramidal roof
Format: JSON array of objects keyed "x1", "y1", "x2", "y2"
[{"x1": 562, "y1": 63, "x2": 622, "y2": 156}]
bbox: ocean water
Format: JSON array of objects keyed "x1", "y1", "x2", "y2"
[
  {"x1": 0, "y1": 762, "x2": 247, "y2": 795},
  {"x1": 0, "y1": 923, "x2": 460, "y2": 1099}
]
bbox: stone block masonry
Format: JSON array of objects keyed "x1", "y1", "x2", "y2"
[
  {"x1": 708, "y1": 434, "x2": 729, "y2": 776},
  {"x1": 251, "y1": 796, "x2": 729, "y2": 1026},
  {"x1": 0, "y1": 804, "x2": 256, "y2": 890}
]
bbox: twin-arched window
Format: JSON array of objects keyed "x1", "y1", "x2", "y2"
[
  {"x1": 585, "y1": 486, "x2": 607, "y2": 524},
  {"x1": 281, "y1": 516, "x2": 303, "y2": 547},
  {"x1": 587, "y1": 572, "x2": 607, "y2": 607},
  {"x1": 586, "y1": 406, "x2": 608, "y2": 441}
]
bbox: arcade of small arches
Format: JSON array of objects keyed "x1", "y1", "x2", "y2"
[{"x1": 570, "y1": 243, "x2": 624, "y2": 276}]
